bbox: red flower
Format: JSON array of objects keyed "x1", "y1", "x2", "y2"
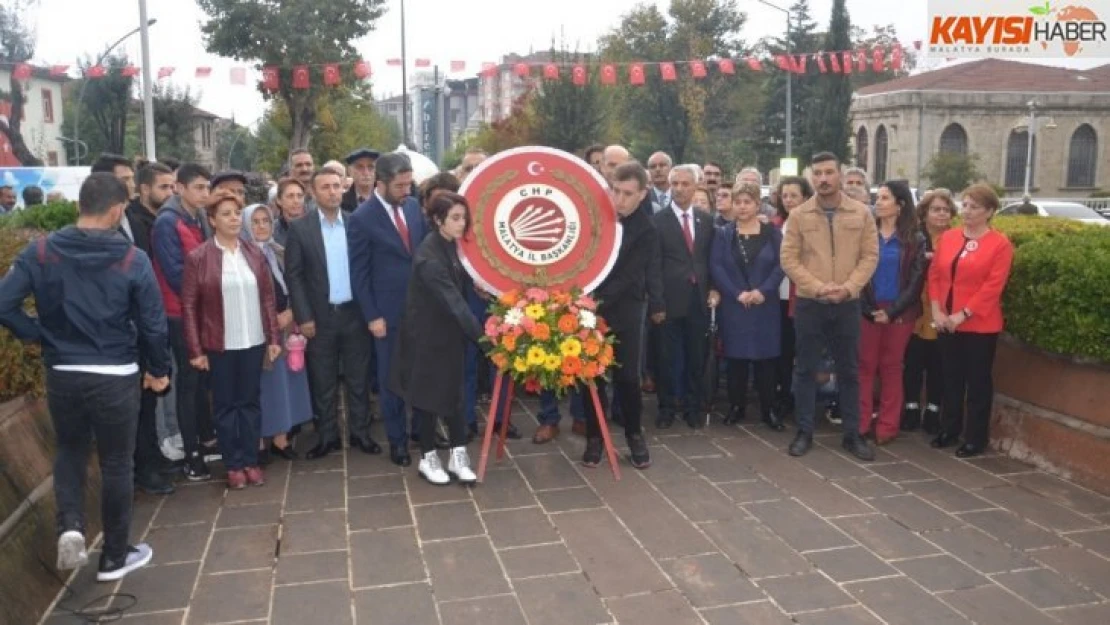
[{"x1": 524, "y1": 377, "x2": 542, "y2": 393}]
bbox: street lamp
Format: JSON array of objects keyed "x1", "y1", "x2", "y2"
[
  {"x1": 400, "y1": 0, "x2": 410, "y2": 147},
  {"x1": 1021, "y1": 100, "x2": 1057, "y2": 200},
  {"x1": 757, "y1": 0, "x2": 792, "y2": 158},
  {"x1": 71, "y1": 18, "x2": 158, "y2": 165}
]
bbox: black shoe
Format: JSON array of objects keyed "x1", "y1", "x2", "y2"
[
  {"x1": 183, "y1": 453, "x2": 211, "y2": 481},
  {"x1": 922, "y1": 407, "x2": 941, "y2": 435},
  {"x1": 683, "y1": 412, "x2": 702, "y2": 429},
  {"x1": 582, "y1": 437, "x2": 603, "y2": 467},
  {"x1": 788, "y1": 431, "x2": 813, "y2": 457},
  {"x1": 390, "y1": 444, "x2": 411, "y2": 467},
  {"x1": 955, "y1": 443, "x2": 983, "y2": 458},
  {"x1": 199, "y1": 441, "x2": 221, "y2": 462},
  {"x1": 900, "y1": 405, "x2": 921, "y2": 431},
  {"x1": 305, "y1": 439, "x2": 341, "y2": 460},
  {"x1": 930, "y1": 432, "x2": 957, "y2": 449},
  {"x1": 655, "y1": 414, "x2": 675, "y2": 429},
  {"x1": 257, "y1": 447, "x2": 272, "y2": 466},
  {"x1": 270, "y1": 443, "x2": 299, "y2": 461},
  {"x1": 96, "y1": 543, "x2": 153, "y2": 583},
  {"x1": 627, "y1": 433, "x2": 651, "y2": 469},
  {"x1": 842, "y1": 434, "x2": 876, "y2": 461},
  {"x1": 501, "y1": 423, "x2": 522, "y2": 440},
  {"x1": 350, "y1": 435, "x2": 383, "y2": 455},
  {"x1": 724, "y1": 405, "x2": 745, "y2": 425},
  {"x1": 762, "y1": 410, "x2": 785, "y2": 431},
  {"x1": 135, "y1": 472, "x2": 175, "y2": 495}
]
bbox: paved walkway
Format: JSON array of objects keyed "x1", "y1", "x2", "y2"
[{"x1": 43, "y1": 397, "x2": 1110, "y2": 625}]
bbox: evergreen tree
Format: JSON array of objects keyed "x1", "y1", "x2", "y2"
[
  {"x1": 806, "y1": 0, "x2": 853, "y2": 163},
  {"x1": 532, "y1": 46, "x2": 609, "y2": 153}
]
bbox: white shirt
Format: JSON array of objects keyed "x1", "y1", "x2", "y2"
[
  {"x1": 375, "y1": 190, "x2": 408, "y2": 232},
  {"x1": 671, "y1": 202, "x2": 697, "y2": 245},
  {"x1": 216, "y1": 239, "x2": 265, "y2": 350}
]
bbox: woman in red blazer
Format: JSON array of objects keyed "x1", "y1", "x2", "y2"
[
  {"x1": 927, "y1": 184, "x2": 1014, "y2": 457},
  {"x1": 182, "y1": 193, "x2": 282, "y2": 489}
]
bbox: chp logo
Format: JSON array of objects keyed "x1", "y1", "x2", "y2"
[
  {"x1": 928, "y1": 0, "x2": 1108, "y2": 57},
  {"x1": 459, "y1": 146, "x2": 621, "y2": 296}
]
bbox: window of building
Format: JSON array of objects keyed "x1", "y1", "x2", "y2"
[
  {"x1": 201, "y1": 121, "x2": 212, "y2": 150},
  {"x1": 939, "y1": 123, "x2": 968, "y2": 155},
  {"x1": 41, "y1": 89, "x2": 54, "y2": 124},
  {"x1": 1066, "y1": 124, "x2": 1097, "y2": 188},
  {"x1": 873, "y1": 125, "x2": 888, "y2": 182},
  {"x1": 1004, "y1": 130, "x2": 1034, "y2": 189},
  {"x1": 855, "y1": 127, "x2": 868, "y2": 170}
]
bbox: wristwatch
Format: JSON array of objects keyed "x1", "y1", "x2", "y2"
[{"x1": 962, "y1": 307, "x2": 973, "y2": 318}]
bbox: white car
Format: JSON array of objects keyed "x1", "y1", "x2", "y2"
[{"x1": 999, "y1": 201, "x2": 1110, "y2": 226}]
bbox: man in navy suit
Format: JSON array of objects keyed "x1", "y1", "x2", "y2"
[{"x1": 349, "y1": 153, "x2": 427, "y2": 466}]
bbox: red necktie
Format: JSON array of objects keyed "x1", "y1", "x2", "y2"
[
  {"x1": 393, "y1": 206, "x2": 411, "y2": 253},
  {"x1": 681, "y1": 211, "x2": 694, "y2": 254}
]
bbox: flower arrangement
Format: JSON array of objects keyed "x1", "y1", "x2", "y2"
[{"x1": 483, "y1": 287, "x2": 616, "y2": 396}]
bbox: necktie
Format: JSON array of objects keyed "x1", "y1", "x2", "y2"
[
  {"x1": 681, "y1": 211, "x2": 694, "y2": 254},
  {"x1": 393, "y1": 206, "x2": 411, "y2": 253}
]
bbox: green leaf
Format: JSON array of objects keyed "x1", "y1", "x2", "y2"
[{"x1": 1029, "y1": 6, "x2": 1048, "y2": 15}]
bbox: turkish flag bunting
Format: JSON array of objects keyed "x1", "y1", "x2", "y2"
[
  {"x1": 829, "y1": 52, "x2": 841, "y2": 74},
  {"x1": 746, "y1": 57, "x2": 763, "y2": 72},
  {"x1": 718, "y1": 58, "x2": 735, "y2": 74},
  {"x1": 774, "y1": 55, "x2": 792, "y2": 72},
  {"x1": 121, "y1": 65, "x2": 140, "y2": 78},
  {"x1": 450, "y1": 60, "x2": 466, "y2": 72},
  {"x1": 323, "y1": 64, "x2": 341, "y2": 86},
  {"x1": 353, "y1": 60, "x2": 372, "y2": 79},
  {"x1": 415, "y1": 58, "x2": 431, "y2": 68},
  {"x1": 543, "y1": 63, "x2": 559, "y2": 80},
  {"x1": 481, "y1": 62, "x2": 498, "y2": 77},
  {"x1": 841, "y1": 51, "x2": 853, "y2": 74},
  {"x1": 571, "y1": 64, "x2": 587, "y2": 85},
  {"x1": 872, "y1": 47, "x2": 885, "y2": 72},
  {"x1": 690, "y1": 60, "x2": 707, "y2": 78},
  {"x1": 791, "y1": 55, "x2": 807, "y2": 74},
  {"x1": 12, "y1": 63, "x2": 31, "y2": 80},
  {"x1": 230, "y1": 67, "x2": 246, "y2": 85},
  {"x1": 600, "y1": 64, "x2": 617, "y2": 85},
  {"x1": 86, "y1": 66, "x2": 106, "y2": 78},
  {"x1": 659, "y1": 62, "x2": 677, "y2": 81},
  {"x1": 816, "y1": 52, "x2": 828, "y2": 73},
  {"x1": 292, "y1": 65, "x2": 310, "y2": 89},
  {"x1": 195, "y1": 67, "x2": 212, "y2": 79},
  {"x1": 386, "y1": 58, "x2": 402, "y2": 67},
  {"x1": 157, "y1": 67, "x2": 175, "y2": 79},
  {"x1": 629, "y1": 63, "x2": 645, "y2": 85},
  {"x1": 49, "y1": 65, "x2": 69, "y2": 76},
  {"x1": 891, "y1": 45, "x2": 904, "y2": 71},
  {"x1": 262, "y1": 66, "x2": 280, "y2": 91},
  {"x1": 856, "y1": 49, "x2": 868, "y2": 72},
  {"x1": 513, "y1": 62, "x2": 530, "y2": 77}
]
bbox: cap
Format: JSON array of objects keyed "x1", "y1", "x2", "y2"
[
  {"x1": 345, "y1": 148, "x2": 380, "y2": 165},
  {"x1": 210, "y1": 170, "x2": 248, "y2": 188}
]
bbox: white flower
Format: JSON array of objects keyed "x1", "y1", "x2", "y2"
[
  {"x1": 504, "y1": 308, "x2": 524, "y2": 326},
  {"x1": 579, "y1": 309, "x2": 597, "y2": 329}
]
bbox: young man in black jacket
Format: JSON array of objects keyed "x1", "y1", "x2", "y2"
[{"x1": 0, "y1": 173, "x2": 172, "y2": 582}]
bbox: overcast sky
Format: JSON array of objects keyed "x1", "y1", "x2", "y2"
[{"x1": 32, "y1": 0, "x2": 1107, "y2": 127}]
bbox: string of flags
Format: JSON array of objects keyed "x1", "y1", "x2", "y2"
[{"x1": 10, "y1": 44, "x2": 907, "y2": 89}]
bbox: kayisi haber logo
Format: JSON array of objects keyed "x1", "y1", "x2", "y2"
[{"x1": 928, "y1": 0, "x2": 1108, "y2": 57}]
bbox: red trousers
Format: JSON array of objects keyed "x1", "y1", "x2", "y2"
[{"x1": 858, "y1": 315, "x2": 915, "y2": 439}]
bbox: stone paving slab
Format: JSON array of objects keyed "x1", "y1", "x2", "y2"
[{"x1": 40, "y1": 395, "x2": 1110, "y2": 624}]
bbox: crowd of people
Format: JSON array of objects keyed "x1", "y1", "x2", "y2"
[{"x1": 0, "y1": 140, "x2": 1015, "y2": 584}]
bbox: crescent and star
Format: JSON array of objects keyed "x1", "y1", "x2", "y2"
[{"x1": 527, "y1": 161, "x2": 544, "y2": 176}]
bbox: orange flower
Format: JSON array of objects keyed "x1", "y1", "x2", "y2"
[
  {"x1": 561, "y1": 355, "x2": 582, "y2": 376},
  {"x1": 560, "y1": 374, "x2": 576, "y2": 387},
  {"x1": 557, "y1": 314, "x2": 579, "y2": 334},
  {"x1": 491, "y1": 352, "x2": 509, "y2": 370},
  {"x1": 498, "y1": 289, "x2": 520, "y2": 307},
  {"x1": 551, "y1": 291, "x2": 573, "y2": 306},
  {"x1": 583, "y1": 361, "x2": 600, "y2": 379},
  {"x1": 501, "y1": 334, "x2": 517, "y2": 352},
  {"x1": 583, "y1": 338, "x2": 601, "y2": 356},
  {"x1": 602, "y1": 344, "x2": 614, "y2": 361},
  {"x1": 596, "y1": 318, "x2": 609, "y2": 334},
  {"x1": 530, "y1": 322, "x2": 551, "y2": 341}
]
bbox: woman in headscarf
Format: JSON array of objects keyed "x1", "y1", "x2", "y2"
[{"x1": 243, "y1": 203, "x2": 313, "y2": 462}]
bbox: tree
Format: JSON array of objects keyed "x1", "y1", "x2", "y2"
[
  {"x1": 149, "y1": 83, "x2": 199, "y2": 161},
  {"x1": 69, "y1": 53, "x2": 134, "y2": 158},
  {"x1": 471, "y1": 94, "x2": 538, "y2": 155},
  {"x1": 531, "y1": 48, "x2": 609, "y2": 153},
  {"x1": 197, "y1": 0, "x2": 387, "y2": 151},
  {"x1": 806, "y1": 0, "x2": 853, "y2": 162},
  {"x1": 922, "y1": 152, "x2": 984, "y2": 193},
  {"x1": 0, "y1": 0, "x2": 42, "y2": 165}
]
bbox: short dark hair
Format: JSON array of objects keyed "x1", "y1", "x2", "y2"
[
  {"x1": 375, "y1": 152, "x2": 413, "y2": 185},
  {"x1": 311, "y1": 168, "x2": 342, "y2": 189},
  {"x1": 703, "y1": 160, "x2": 724, "y2": 172},
  {"x1": 176, "y1": 163, "x2": 212, "y2": 186},
  {"x1": 91, "y1": 153, "x2": 132, "y2": 174},
  {"x1": 21, "y1": 185, "x2": 44, "y2": 206},
  {"x1": 78, "y1": 172, "x2": 129, "y2": 216},
  {"x1": 584, "y1": 144, "x2": 604, "y2": 161},
  {"x1": 426, "y1": 192, "x2": 471, "y2": 237},
  {"x1": 137, "y1": 162, "x2": 174, "y2": 188},
  {"x1": 811, "y1": 151, "x2": 840, "y2": 166},
  {"x1": 289, "y1": 148, "x2": 312, "y2": 160},
  {"x1": 160, "y1": 156, "x2": 181, "y2": 171},
  {"x1": 419, "y1": 172, "x2": 461, "y2": 206},
  {"x1": 612, "y1": 162, "x2": 648, "y2": 189}
]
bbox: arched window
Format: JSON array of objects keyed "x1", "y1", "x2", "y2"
[
  {"x1": 873, "y1": 125, "x2": 888, "y2": 182},
  {"x1": 1004, "y1": 130, "x2": 1035, "y2": 189},
  {"x1": 856, "y1": 127, "x2": 868, "y2": 170},
  {"x1": 939, "y1": 123, "x2": 968, "y2": 156},
  {"x1": 1066, "y1": 124, "x2": 1097, "y2": 188}
]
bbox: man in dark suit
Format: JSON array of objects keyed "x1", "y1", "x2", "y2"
[
  {"x1": 341, "y1": 148, "x2": 379, "y2": 212},
  {"x1": 285, "y1": 168, "x2": 381, "y2": 460},
  {"x1": 348, "y1": 153, "x2": 428, "y2": 467},
  {"x1": 653, "y1": 164, "x2": 720, "y2": 429}
]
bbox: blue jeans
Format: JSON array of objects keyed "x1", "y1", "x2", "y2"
[{"x1": 490, "y1": 368, "x2": 585, "y2": 426}]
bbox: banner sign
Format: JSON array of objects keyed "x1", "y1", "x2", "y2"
[{"x1": 927, "y1": 0, "x2": 1109, "y2": 58}]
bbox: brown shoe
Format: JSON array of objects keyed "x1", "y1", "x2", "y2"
[
  {"x1": 571, "y1": 420, "x2": 587, "y2": 437},
  {"x1": 532, "y1": 424, "x2": 560, "y2": 444}
]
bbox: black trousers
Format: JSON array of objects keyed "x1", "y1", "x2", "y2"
[
  {"x1": 133, "y1": 382, "x2": 162, "y2": 477},
  {"x1": 776, "y1": 300, "x2": 795, "y2": 402},
  {"x1": 727, "y1": 358, "x2": 776, "y2": 416},
  {"x1": 305, "y1": 304, "x2": 372, "y2": 443},
  {"x1": 659, "y1": 289, "x2": 709, "y2": 415},
  {"x1": 208, "y1": 345, "x2": 264, "y2": 470},
  {"x1": 938, "y1": 332, "x2": 998, "y2": 449},
  {"x1": 903, "y1": 335, "x2": 943, "y2": 411},
  {"x1": 793, "y1": 299, "x2": 862, "y2": 436},
  {"x1": 47, "y1": 370, "x2": 139, "y2": 562},
  {"x1": 585, "y1": 319, "x2": 644, "y2": 438},
  {"x1": 413, "y1": 407, "x2": 466, "y2": 454},
  {"x1": 168, "y1": 316, "x2": 212, "y2": 457}
]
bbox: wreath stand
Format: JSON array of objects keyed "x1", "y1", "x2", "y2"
[{"x1": 476, "y1": 373, "x2": 622, "y2": 482}]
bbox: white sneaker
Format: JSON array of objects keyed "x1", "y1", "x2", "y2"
[
  {"x1": 418, "y1": 451, "x2": 450, "y2": 486},
  {"x1": 160, "y1": 436, "x2": 184, "y2": 461},
  {"x1": 96, "y1": 543, "x2": 153, "y2": 582},
  {"x1": 448, "y1": 446, "x2": 477, "y2": 484},
  {"x1": 56, "y1": 530, "x2": 88, "y2": 570}
]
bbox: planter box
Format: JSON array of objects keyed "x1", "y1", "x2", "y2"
[{"x1": 991, "y1": 335, "x2": 1110, "y2": 495}]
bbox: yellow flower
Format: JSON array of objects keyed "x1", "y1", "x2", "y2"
[
  {"x1": 560, "y1": 337, "x2": 582, "y2": 357},
  {"x1": 513, "y1": 357, "x2": 528, "y2": 373},
  {"x1": 525, "y1": 303, "x2": 546, "y2": 320},
  {"x1": 543, "y1": 353, "x2": 562, "y2": 371},
  {"x1": 526, "y1": 346, "x2": 547, "y2": 366}
]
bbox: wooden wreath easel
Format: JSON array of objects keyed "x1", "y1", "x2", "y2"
[{"x1": 476, "y1": 374, "x2": 621, "y2": 482}]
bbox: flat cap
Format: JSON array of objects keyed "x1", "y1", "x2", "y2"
[
  {"x1": 210, "y1": 170, "x2": 248, "y2": 188},
  {"x1": 345, "y1": 148, "x2": 380, "y2": 165}
]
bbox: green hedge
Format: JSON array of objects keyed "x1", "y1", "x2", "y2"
[
  {"x1": 0, "y1": 201, "x2": 78, "y2": 232},
  {"x1": 0, "y1": 228, "x2": 44, "y2": 402}
]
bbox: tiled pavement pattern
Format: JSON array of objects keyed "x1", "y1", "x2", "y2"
[{"x1": 43, "y1": 396, "x2": 1110, "y2": 625}]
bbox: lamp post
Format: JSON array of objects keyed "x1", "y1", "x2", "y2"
[
  {"x1": 71, "y1": 18, "x2": 157, "y2": 165},
  {"x1": 139, "y1": 0, "x2": 156, "y2": 160},
  {"x1": 757, "y1": 0, "x2": 792, "y2": 158},
  {"x1": 400, "y1": 0, "x2": 410, "y2": 147}
]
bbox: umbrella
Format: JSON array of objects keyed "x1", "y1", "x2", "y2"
[{"x1": 702, "y1": 306, "x2": 720, "y2": 425}]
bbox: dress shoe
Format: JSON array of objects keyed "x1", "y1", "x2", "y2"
[
  {"x1": 270, "y1": 443, "x2": 299, "y2": 461},
  {"x1": 487, "y1": 422, "x2": 522, "y2": 440},
  {"x1": 788, "y1": 431, "x2": 813, "y2": 457},
  {"x1": 532, "y1": 424, "x2": 560, "y2": 444},
  {"x1": 922, "y1": 405, "x2": 941, "y2": 435},
  {"x1": 900, "y1": 404, "x2": 921, "y2": 431},
  {"x1": 930, "y1": 432, "x2": 957, "y2": 449},
  {"x1": 843, "y1": 434, "x2": 876, "y2": 461},
  {"x1": 135, "y1": 472, "x2": 175, "y2": 496},
  {"x1": 571, "y1": 420, "x2": 586, "y2": 437},
  {"x1": 390, "y1": 444, "x2": 411, "y2": 467},
  {"x1": 305, "y1": 439, "x2": 341, "y2": 460},
  {"x1": 350, "y1": 435, "x2": 383, "y2": 455},
  {"x1": 582, "y1": 437, "x2": 603, "y2": 467},
  {"x1": 724, "y1": 405, "x2": 745, "y2": 425},
  {"x1": 683, "y1": 412, "x2": 703, "y2": 429},
  {"x1": 762, "y1": 410, "x2": 785, "y2": 431},
  {"x1": 955, "y1": 443, "x2": 983, "y2": 458},
  {"x1": 655, "y1": 414, "x2": 675, "y2": 429}
]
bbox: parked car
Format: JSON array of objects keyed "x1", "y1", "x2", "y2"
[{"x1": 999, "y1": 201, "x2": 1110, "y2": 226}]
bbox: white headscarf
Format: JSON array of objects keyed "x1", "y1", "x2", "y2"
[{"x1": 242, "y1": 203, "x2": 287, "y2": 296}]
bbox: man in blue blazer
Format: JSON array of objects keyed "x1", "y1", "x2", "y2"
[{"x1": 349, "y1": 152, "x2": 427, "y2": 466}]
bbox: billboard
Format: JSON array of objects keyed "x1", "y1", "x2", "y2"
[{"x1": 0, "y1": 167, "x2": 90, "y2": 208}]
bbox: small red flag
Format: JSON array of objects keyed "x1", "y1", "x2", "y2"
[
  {"x1": 842, "y1": 51, "x2": 853, "y2": 74},
  {"x1": 746, "y1": 57, "x2": 763, "y2": 72},
  {"x1": 543, "y1": 63, "x2": 559, "y2": 80},
  {"x1": 49, "y1": 65, "x2": 69, "y2": 77},
  {"x1": 513, "y1": 62, "x2": 530, "y2": 77},
  {"x1": 450, "y1": 60, "x2": 466, "y2": 72},
  {"x1": 775, "y1": 55, "x2": 792, "y2": 72},
  {"x1": 829, "y1": 52, "x2": 842, "y2": 74},
  {"x1": 12, "y1": 63, "x2": 32, "y2": 81},
  {"x1": 815, "y1": 52, "x2": 828, "y2": 73},
  {"x1": 157, "y1": 66, "x2": 175, "y2": 79},
  {"x1": 415, "y1": 58, "x2": 431, "y2": 68},
  {"x1": 791, "y1": 55, "x2": 807, "y2": 74},
  {"x1": 120, "y1": 65, "x2": 140, "y2": 78},
  {"x1": 690, "y1": 60, "x2": 707, "y2": 78},
  {"x1": 386, "y1": 58, "x2": 402, "y2": 67},
  {"x1": 353, "y1": 60, "x2": 372, "y2": 79},
  {"x1": 262, "y1": 66, "x2": 280, "y2": 91},
  {"x1": 718, "y1": 58, "x2": 735, "y2": 75},
  {"x1": 479, "y1": 62, "x2": 496, "y2": 77},
  {"x1": 292, "y1": 65, "x2": 310, "y2": 89},
  {"x1": 891, "y1": 45, "x2": 904, "y2": 71},
  {"x1": 571, "y1": 64, "x2": 587, "y2": 86},
  {"x1": 629, "y1": 63, "x2": 645, "y2": 85},
  {"x1": 872, "y1": 47, "x2": 885, "y2": 72},
  {"x1": 195, "y1": 67, "x2": 212, "y2": 79},
  {"x1": 600, "y1": 64, "x2": 617, "y2": 85},
  {"x1": 856, "y1": 49, "x2": 868, "y2": 72},
  {"x1": 323, "y1": 63, "x2": 341, "y2": 86},
  {"x1": 230, "y1": 67, "x2": 247, "y2": 85},
  {"x1": 659, "y1": 62, "x2": 677, "y2": 81},
  {"x1": 86, "y1": 66, "x2": 107, "y2": 78}
]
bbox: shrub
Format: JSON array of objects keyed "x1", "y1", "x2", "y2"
[
  {"x1": 0, "y1": 228, "x2": 44, "y2": 402},
  {"x1": 0, "y1": 201, "x2": 78, "y2": 232}
]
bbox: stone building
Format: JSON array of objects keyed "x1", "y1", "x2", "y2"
[{"x1": 850, "y1": 59, "x2": 1110, "y2": 197}]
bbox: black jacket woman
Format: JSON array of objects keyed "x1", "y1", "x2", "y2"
[{"x1": 390, "y1": 192, "x2": 482, "y2": 486}]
